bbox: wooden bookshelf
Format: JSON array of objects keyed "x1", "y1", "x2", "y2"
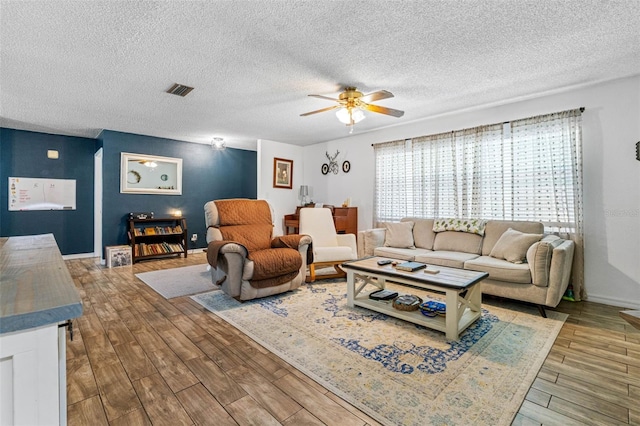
[{"x1": 128, "y1": 217, "x2": 187, "y2": 263}]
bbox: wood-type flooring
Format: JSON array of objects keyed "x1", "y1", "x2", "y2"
[{"x1": 64, "y1": 254, "x2": 640, "y2": 425}]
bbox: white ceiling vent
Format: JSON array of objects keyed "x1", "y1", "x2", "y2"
[{"x1": 166, "y1": 83, "x2": 194, "y2": 97}]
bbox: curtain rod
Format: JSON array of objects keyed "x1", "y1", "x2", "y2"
[
  {"x1": 371, "y1": 107, "x2": 586, "y2": 146},
  {"x1": 502, "y1": 107, "x2": 585, "y2": 124}
]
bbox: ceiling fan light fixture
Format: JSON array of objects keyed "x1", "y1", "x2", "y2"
[
  {"x1": 211, "y1": 137, "x2": 226, "y2": 150},
  {"x1": 336, "y1": 107, "x2": 365, "y2": 125},
  {"x1": 351, "y1": 108, "x2": 366, "y2": 123}
]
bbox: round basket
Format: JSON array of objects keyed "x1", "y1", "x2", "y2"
[{"x1": 392, "y1": 294, "x2": 423, "y2": 311}]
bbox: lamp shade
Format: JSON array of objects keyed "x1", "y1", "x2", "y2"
[
  {"x1": 335, "y1": 108, "x2": 351, "y2": 124},
  {"x1": 336, "y1": 107, "x2": 365, "y2": 125},
  {"x1": 299, "y1": 185, "x2": 309, "y2": 197},
  {"x1": 351, "y1": 108, "x2": 365, "y2": 123}
]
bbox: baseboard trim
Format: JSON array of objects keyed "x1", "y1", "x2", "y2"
[
  {"x1": 63, "y1": 248, "x2": 205, "y2": 261},
  {"x1": 585, "y1": 294, "x2": 640, "y2": 310},
  {"x1": 62, "y1": 252, "x2": 97, "y2": 260}
]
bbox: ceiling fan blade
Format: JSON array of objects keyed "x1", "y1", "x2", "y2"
[
  {"x1": 361, "y1": 90, "x2": 394, "y2": 102},
  {"x1": 300, "y1": 105, "x2": 340, "y2": 116},
  {"x1": 308, "y1": 94, "x2": 341, "y2": 102},
  {"x1": 362, "y1": 103, "x2": 405, "y2": 117}
]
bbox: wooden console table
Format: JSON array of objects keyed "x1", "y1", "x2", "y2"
[{"x1": 285, "y1": 206, "x2": 357, "y2": 235}]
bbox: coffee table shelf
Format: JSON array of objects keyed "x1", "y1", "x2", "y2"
[
  {"x1": 342, "y1": 257, "x2": 489, "y2": 340},
  {"x1": 353, "y1": 292, "x2": 481, "y2": 337}
]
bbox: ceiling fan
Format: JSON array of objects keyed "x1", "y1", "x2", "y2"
[{"x1": 300, "y1": 87, "x2": 404, "y2": 130}]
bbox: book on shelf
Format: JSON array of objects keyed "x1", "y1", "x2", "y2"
[{"x1": 134, "y1": 242, "x2": 184, "y2": 257}]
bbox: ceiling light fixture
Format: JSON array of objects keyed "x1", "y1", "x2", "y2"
[
  {"x1": 211, "y1": 137, "x2": 226, "y2": 150},
  {"x1": 302, "y1": 87, "x2": 403, "y2": 134},
  {"x1": 335, "y1": 107, "x2": 365, "y2": 125},
  {"x1": 336, "y1": 107, "x2": 365, "y2": 133}
]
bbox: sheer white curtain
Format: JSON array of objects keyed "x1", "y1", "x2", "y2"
[
  {"x1": 411, "y1": 124, "x2": 505, "y2": 219},
  {"x1": 373, "y1": 108, "x2": 584, "y2": 299},
  {"x1": 373, "y1": 139, "x2": 411, "y2": 224},
  {"x1": 510, "y1": 110, "x2": 584, "y2": 299}
]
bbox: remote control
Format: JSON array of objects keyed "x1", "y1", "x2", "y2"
[{"x1": 377, "y1": 259, "x2": 393, "y2": 265}]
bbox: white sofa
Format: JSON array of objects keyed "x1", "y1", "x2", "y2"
[{"x1": 357, "y1": 218, "x2": 575, "y2": 315}]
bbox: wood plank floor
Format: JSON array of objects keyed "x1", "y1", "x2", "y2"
[{"x1": 65, "y1": 254, "x2": 640, "y2": 425}]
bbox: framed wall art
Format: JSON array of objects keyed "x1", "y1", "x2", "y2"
[
  {"x1": 273, "y1": 157, "x2": 293, "y2": 189},
  {"x1": 120, "y1": 152, "x2": 183, "y2": 195}
]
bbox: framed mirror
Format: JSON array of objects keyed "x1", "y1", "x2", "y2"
[{"x1": 120, "y1": 152, "x2": 182, "y2": 195}]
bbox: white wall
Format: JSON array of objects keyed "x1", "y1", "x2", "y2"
[
  {"x1": 298, "y1": 76, "x2": 640, "y2": 309},
  {"x1": 257, "y1": 139, "x2": 305, "y2": 236}
]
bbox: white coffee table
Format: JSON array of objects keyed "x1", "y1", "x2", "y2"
[{"x1": 342, "y1": 257, "x2": 489, "y2": 340}]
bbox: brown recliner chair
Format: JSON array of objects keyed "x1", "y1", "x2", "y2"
[{"x1": 204, "y1": 199, "x2": 312, "y2": 301}]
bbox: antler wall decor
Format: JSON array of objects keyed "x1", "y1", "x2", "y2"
[{"x1": 326, "y1": 150, "x2": 340, "y2": 174}]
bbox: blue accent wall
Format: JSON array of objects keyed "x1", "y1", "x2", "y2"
[
  {"x1": 1, "y1": 127, "x2": 257, "y2": 256},
  {"x1": 99, "y1": 130, "x2": 257, "y2": 251},
  {"x1": 0, "y1": 128, "x2": 96, "y2": 254}
]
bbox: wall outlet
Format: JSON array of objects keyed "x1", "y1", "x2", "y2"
[{"x1": 191, "y1": 233, "x2": 198, "y2": 242}]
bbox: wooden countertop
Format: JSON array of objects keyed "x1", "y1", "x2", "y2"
[{"x1": 0, "y1": 234, "x2": 83, "y2": 334}]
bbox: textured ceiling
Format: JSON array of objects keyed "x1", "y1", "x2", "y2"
[{"x1": 1, "y1": 1, "x2": 639, "y2": 150}]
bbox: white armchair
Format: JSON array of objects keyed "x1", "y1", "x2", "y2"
[{"x1": 299, "y1": 207, "x2": 357, "y2": 282}]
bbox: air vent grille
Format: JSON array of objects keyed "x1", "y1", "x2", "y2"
[{"x1": 166, "y1": 83, "x2": 194, "y2": 97}]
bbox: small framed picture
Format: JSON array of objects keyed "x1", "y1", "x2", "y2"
[
  {"x1": 273, "y1": 157, "x2": 293, "y2": 189},
  {"x1": 342, "y1": 161, "x2": 351, "y2": 173}
]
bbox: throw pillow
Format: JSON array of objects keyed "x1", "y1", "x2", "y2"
[
  {"x1": 526, "y1": 235, "x2": 563, "y2": 286},
  {"x1": 433, "y1": 218, "x2": 487, "y2": 236},
  {"x1": 490, "y1": 228, "x2": 543, "y2": 264},
  {"x1": 383, "y1": 221, "x2": 415, "y2": 248}
]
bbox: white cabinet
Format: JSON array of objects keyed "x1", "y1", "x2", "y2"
[
  {"x1": 0, "y1": 234, "x2": 81, "y2": 426},
  {"x1": 0, "y1": 324, "x2": 67, "y2": 425}
]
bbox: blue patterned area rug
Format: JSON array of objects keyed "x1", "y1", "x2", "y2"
[{"x1": 192, "y1": 281, "x2": 566, "y2": 426}]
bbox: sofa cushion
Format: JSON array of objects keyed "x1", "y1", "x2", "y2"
[
  {"x1": 464, "y1": 256, "x2": 532, "y2": 284},
  {"x1": 373, "y1": 246, "x2": 424, "y2": 261},
  {"x1": 526, "y1": 235, "x2": 563, "y2": 287},
  {"x1": 245, "y1": 248, "x2": 302, "y2": 281},
  {"x1": 482, "y1": 221, "x2": 544, "y2": 255},
  {"x1": 402, "y1": 218, "x2": 435, "y2": 250},
  {"x1": 489, "y1": 228, "x2": 543, "y2": 263},
  {"x1": 414, "y1": 251, "x2": 479, "y2": 269},
  {"x1": 383, "y1": 221, "x2": 415, "y2": 248},
  {"x1": 363, "y1": 228, "x2": 386, "y2": 256},
  {"x1": 433, "y1": 231, "x2": 483, "y2": 254},
  {"x1": 433, "y1": 218, "x2": 487, "y2": 236}
]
